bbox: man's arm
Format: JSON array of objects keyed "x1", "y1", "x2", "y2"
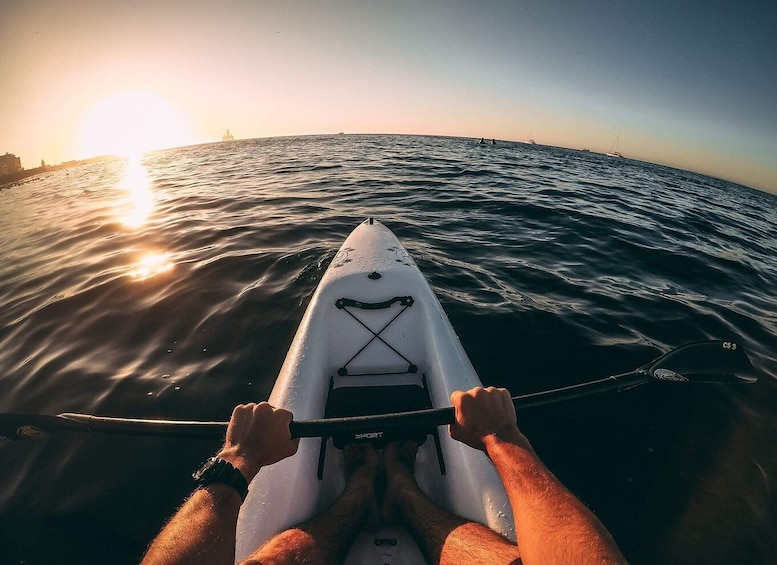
[
  {"x1": 450, "y1": 387, "x2": 628, "y2": 565},
  {"x1": 142, "y1": 402, "x2": 299, "y2": 565}
]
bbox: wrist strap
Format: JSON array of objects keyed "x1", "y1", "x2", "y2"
[{"x1": 193, "y1": 457, "x2": 249, "y2": 502}]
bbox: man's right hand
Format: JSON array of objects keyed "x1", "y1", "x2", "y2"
[
  {"x1": 216, "y1": 402, "x2": 299, "y2": 484},
  {"x1": 449, "y1": 387, "x2": 531, "y2": 452}
]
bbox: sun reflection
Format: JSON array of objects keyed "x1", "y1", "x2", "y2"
[
  {"x1": 120, "y1": 156, "x2": 154, "y2": 228},
  {"x1": 130, "y1": 252, "x2": 174, "y2": 281}
]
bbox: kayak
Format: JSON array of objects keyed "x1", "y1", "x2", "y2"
[{"x1": 235, "y1": 218, "x2": 514, "y2": 563}]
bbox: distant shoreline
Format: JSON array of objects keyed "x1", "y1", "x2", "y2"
[{"x1": 0, "y1": 156, "x2": 108, "y2": 189}]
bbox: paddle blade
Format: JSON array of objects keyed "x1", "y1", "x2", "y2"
[
  {"x1": 644, "y1": 340, "x2": 758, "y2": 384},
  {"x1": 0, "y1": 413, "x2": 85, "y2": 441}
]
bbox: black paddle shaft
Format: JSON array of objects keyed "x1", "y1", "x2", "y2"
[
  {"x1": 289, "y1": 371, "x2": 649, "y2": 440},
  {"x1": 1, "y1": 371, "x2": 646, "y2": 441},
  {"x1": 0, "y1": 340, "x2": 756, "y2": 442}
]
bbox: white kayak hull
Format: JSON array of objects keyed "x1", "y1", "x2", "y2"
[{"x1": 235, "y1": 219, "x2": 514, "y2": 563}]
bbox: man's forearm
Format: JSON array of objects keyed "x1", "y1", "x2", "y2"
[
  {"x1": 484, "y1": 433, "x2": 627, "y2": 565},
  {"x1": 142, "y1": 484, "x2": 242, "y2": 565}
]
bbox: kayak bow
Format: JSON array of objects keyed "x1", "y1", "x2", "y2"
[{"x1": 235, "y1": 218, "x2": 515, "y2": 563}]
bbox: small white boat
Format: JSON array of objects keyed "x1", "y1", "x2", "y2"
[{"x1": 607, "y1": 134, "x2": 622, "y2": 157}]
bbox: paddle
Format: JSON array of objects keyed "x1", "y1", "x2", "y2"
[{"x1": 0, "y1": 340, "x2": 757, "y2": 442}]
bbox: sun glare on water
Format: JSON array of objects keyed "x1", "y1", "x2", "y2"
[
  {"x1": 117, "y1": 157, "x2": 175, "y2": 281},
  {"x1": 120, "y1": 156, "x2": 155, "y2": 228},
  {"x1": 78, "y1": 90, "x2": 193, "y2": 159},
  {"x1": 130, "y1": 252, "x2": 174, "y2": 281}
]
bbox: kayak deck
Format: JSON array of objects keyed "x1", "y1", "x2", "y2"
[{"x1": 235, "y1": 219, "x2": 514, "y2": 563}]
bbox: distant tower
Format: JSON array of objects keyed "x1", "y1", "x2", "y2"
[{"x1": 222, "y1": 129, "x2": 234, "y2": 141}]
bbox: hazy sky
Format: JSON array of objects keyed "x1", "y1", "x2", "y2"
[{"x1": 2, "y1": 1, "x2": 776, "y2": 192}]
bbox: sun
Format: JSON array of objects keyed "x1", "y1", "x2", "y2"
[{"x1": 77, "y1": 90, "x2": 194, "y2": 158}]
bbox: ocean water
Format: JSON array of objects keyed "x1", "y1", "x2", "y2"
[{"x1": 1, "y1": 134, "x2": 775, "y2": 564}]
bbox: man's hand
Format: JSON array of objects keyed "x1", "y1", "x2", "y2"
[
  {"x1": 216, "y1": 402, "x2": 299, "y2": 483},
  {"x1": 449, "y1": 387, "x2": 531, "y2": 452}
]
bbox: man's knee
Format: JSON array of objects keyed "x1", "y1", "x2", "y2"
[{"x1": 240, "y1": 528, "x2": 329, "y2": 565}]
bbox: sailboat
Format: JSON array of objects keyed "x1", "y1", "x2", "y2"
[
  {"x1": 222, "y1": 129, "x2": 235, "y2": 142},
  {"x1": 607, "y1": 134, "x2": 622, "y2": 158}
]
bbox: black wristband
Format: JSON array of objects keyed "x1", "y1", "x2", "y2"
[{"x1": 192, "y1": 457, "x2": 249, "y2": 502}]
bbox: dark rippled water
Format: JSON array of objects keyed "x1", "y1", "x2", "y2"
[{"x1": 1, "y1": 135, "x2": 776, "y2": 564}]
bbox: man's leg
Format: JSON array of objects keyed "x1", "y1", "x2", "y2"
[
  {"x1": 383, "y1": 441, "x2": 522, "y2": 565},
  {"x1": 242, "y1": 443, "x2": 379, "y2": 565}
]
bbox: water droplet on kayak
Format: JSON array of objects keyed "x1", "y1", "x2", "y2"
[
  {"x1": 162, "y1": 374, "x2": 171, "y2": 379},
  {"x1": 174, "y1": 386, "x2": 181, "y2": 391},
  {"x1": 147, "y1": 392, "x2": 153, "y2": 396}
]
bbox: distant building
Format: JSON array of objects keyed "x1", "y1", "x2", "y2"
[{"x1": 0, "y1": 153, "x2": 23, "y2": 175}]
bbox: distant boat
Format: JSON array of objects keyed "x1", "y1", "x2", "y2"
[
  {"x1": 222, "y1": 129, "x2": 235, "y2": 142},
  {"x1": 527, "y1": 130, "x2": 537, "y2": 145},
  {"x1": 607, "y1": 134, "x2": 622, "y2": 157}
]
